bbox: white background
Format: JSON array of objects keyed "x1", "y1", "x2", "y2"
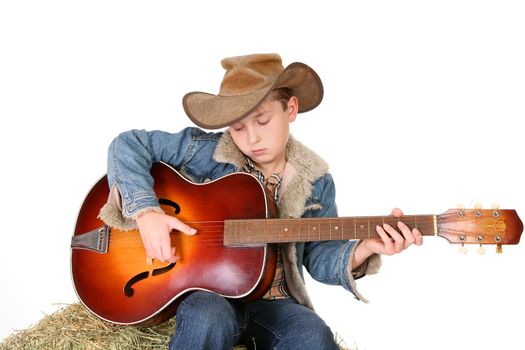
[{"x1": 1, "y1": 1, "x2": 524, "y2": 349}]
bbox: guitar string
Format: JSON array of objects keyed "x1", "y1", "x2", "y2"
[
  {"x1": 108, "y1": 226, "x2": 483, "y2": 247},
  {"x1": 179, "y1": 212, "x2": 494, "y2": 222},
  {"x1": 110, "y1": 235, "x2": 490, "y2": 248},
  {"x1": 108, "y1": 216, "x2": 489, "y2": 238},
  {"x1": 107, "y1": 214, "x2": 494, "y2": 246}
]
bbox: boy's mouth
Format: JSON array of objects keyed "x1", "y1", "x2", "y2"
[{"x1": 252, "y1": 148, "x2": 266, "y2": 156}]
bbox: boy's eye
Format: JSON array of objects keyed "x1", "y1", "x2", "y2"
[
  {"x1": 256, "y1": 119, "x2": 269, "y2": 125},
  {"x1": 232, "y1": 125, "x2": 244, "y2": 131}
]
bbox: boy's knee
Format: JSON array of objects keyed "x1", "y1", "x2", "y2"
[
  {"x1": 170, "y1": 292, "x2": 238, "y2": 349},
  {"x1": 177, "y1": 291, "x2": 236, "y2": 331}
]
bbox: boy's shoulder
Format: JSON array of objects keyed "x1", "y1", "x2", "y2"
[{"x1": 183, "y1": 126, "x2": 225, "y2": 142}]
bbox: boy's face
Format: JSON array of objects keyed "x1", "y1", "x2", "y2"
[{"x1": 229, "y1": 95, "x2": 298, "y2": 172}]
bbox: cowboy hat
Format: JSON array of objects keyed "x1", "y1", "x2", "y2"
[{"x1": 182, "y1": 53, "x2": 324, "y2": 129}]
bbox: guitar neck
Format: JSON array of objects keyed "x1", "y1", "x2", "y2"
[{"x1": 223, "y1": 215, "x2": 437, "y2": 246}]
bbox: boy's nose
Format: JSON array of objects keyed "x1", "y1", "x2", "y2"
[{"x1": 247, "y1": 128, "x2": 260, "y2": 144}]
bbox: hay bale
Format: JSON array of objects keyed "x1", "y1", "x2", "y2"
[
  {"x1": 0, "y1": 303, "x2": 183, "y2": 350},
  {"x1": 0, "y1": 303, "x2": 350, "y2": 350}
]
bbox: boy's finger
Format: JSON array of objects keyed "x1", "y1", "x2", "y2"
[
  {"x1": 169, "y1": 217, "x2": 197, "y2": 236},
  {"x1": 413, "y1": 228, "x2": 424, "y2": 245},
  {"x1": 390, "y1": 207, "x2": 404, "y2": 217},
  {"x1": 382, "y1": 223, "x2": 404, "y2": 252},
  {"x1": 397, "y1": 221, "x2": 415, "y2": 245},
  {"x1": 375, "y1": 225, "x2": 394, "y2": 253}
]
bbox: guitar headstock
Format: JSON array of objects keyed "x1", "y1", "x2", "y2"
[{"x1": 437, "y1": 209, "x2": 523, "y2": 251}]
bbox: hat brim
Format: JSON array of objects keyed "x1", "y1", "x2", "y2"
[{"x1": 182, "y1": 62, "x2": 324, "y2": 129}]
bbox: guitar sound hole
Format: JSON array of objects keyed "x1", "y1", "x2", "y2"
[
  {"x1": 124, "y1": 271, "x2": 150, "y2": 297},
  {"x1": 159, "y1": 198, "x2": 181, "y2": 215},
  {"x1": 152, "y1": 262, "x2": 176, "y2": 276},
  {"x1": 123, "y1": 263, "x2": 177, "y2": 297}
]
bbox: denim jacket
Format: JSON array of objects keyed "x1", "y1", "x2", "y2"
[{"x1": 101, "y1": 127, "x2": 380, "y2": 308}]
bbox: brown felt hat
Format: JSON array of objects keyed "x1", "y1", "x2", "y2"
[{"x1": 182, "y1": 53, "x2": 324, "y2": 129}]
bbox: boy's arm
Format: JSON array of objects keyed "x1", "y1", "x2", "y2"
[
  {"x1": 104, "y1": 127, "x2": 214, "y2": 262},
  {"x1": 303, "y1": 175, "x2": 422, "y2": 301},
  {"x1": 106, "y1": 127, "x2": 198, "y2": 218}
]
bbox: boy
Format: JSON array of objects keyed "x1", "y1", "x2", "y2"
[{"x1": 101, "y1": 53, "x2": 422, "y2": 349}]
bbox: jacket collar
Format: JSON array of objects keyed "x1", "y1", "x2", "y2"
[{"x1": 213, "y1": 130, "x2": 329, "y2": 218}]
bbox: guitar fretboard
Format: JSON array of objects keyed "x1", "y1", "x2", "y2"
[{"x1": 223, "y1": 215, "x2": 437, "y2": 246}]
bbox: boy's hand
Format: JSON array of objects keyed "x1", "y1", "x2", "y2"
[
  {"x1": 135, "y1": 211, "x2": 196, "y2": 263},
  {"x1": 352, "y1": 208, "x2": 423, "y2": 269}
]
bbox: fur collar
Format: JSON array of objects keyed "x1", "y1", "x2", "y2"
[{"x1": 213, "y1": 130, "x2": 329, "y2": 219}]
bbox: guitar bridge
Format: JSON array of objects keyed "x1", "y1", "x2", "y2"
[{"x1": 71, "y1": 225, "x2": 110, "y2": 253}]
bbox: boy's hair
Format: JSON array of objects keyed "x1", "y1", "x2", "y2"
[{"x1": 271, "y1": 87, "x2": 294, "y2": 111}]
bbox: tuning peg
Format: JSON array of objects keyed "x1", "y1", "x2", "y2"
[
  {"x1": 496, "y1": 244, "x2": 503, "y2": 254},
  {"x1": 458, "y1": 244, "x2": 468, "y2": 254},
  {"x1": 474, "y1": 202, "x2": 483, "y2": 209},
  {"x1": 476, "y1": 245, "x2": 486, "y2": 255},
  {"x1": 491, "y1": 203, "x2": 501, "y2": 210}
]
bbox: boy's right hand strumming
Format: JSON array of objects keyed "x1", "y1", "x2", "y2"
[{"x1": 135, "y1": 211, "x2": 197, "y2": 263}]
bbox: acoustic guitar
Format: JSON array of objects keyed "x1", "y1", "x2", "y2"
[{"x1": 71, "y1": 162, "x2": 523, "y2": 326}]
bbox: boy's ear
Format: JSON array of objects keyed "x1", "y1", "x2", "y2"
[{"x1": 288, "y1": 96, "x2": 299, "y2": 122}]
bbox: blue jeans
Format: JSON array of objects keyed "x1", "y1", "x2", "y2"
[{"x1": 168, "y1": 291, "x2": 339, "y2": 350}]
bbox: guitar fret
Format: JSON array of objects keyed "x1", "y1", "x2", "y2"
[
  {"x1": 302, "y1": 220, "x2": 307, "y2": 241},
  {"x1": 276, "y1": 220, "x2": 282, "y2": 243},
  {"x1": 260, "y1": 221, "x2": 266, "y2": 241},
  {"x1": 357, "y1": 218, "x2": 368, "y2": 240},
  {"x1": 239, "y1": 221, "x2": 244, "y2": 244},
  {"x1": 259, "y1": 221, "x2": 264, "y2": 243},
  {"x1": 236, "y1": 220, "x2": 239, "y2": 243}
]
